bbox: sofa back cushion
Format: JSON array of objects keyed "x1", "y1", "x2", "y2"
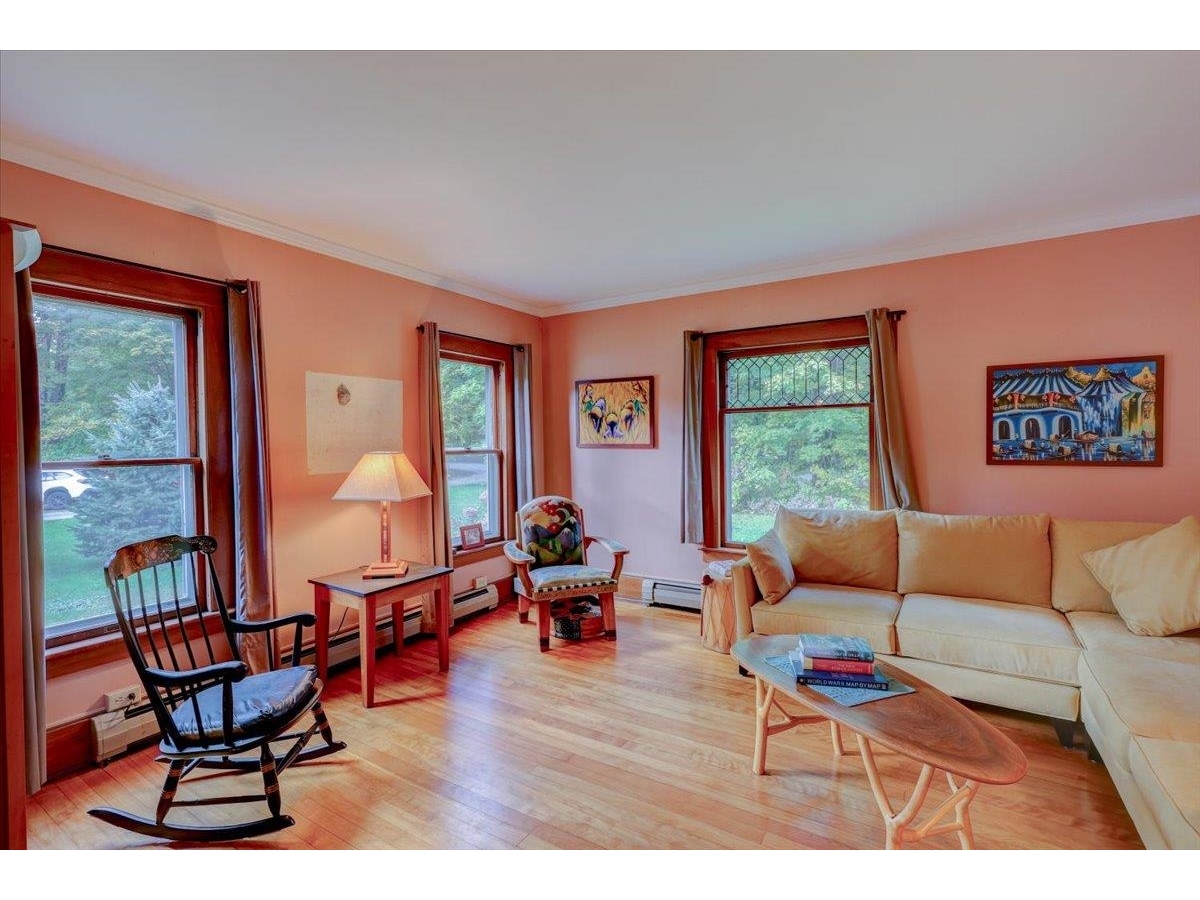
[
  {"x1": 897, "y1": 511, "x2": 1051, "y2": 606},
  {"x1": 774, "y1": 508, "x2": 898, "y2": 592},
  {"x1": 1050, "y1": 518, "x2": 1170, "y2": 613}
]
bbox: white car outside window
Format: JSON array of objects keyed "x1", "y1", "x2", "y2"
[{"x1": 41, "y1": 469, "x2": 92, "y2": 510}]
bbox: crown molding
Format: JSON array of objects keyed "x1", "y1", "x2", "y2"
[
  {"x1": 538, "y1": 196, "x2": 1200, "y2": 317},
  {"x1": 5, "y1": 137, "x2": 1198, "y2": 321},
  {"x1": 0, "y1": 138, "x2": 544, "y2": 317}
]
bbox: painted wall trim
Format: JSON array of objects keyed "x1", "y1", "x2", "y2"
[
  {"x1": 0, "y1": 139, "x2": 543, "y2": 317},
  {"x1": 6, "y1": 137, "x2": 1199, "y2": 320}
]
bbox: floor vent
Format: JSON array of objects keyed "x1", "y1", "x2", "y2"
[{"x1": 641, "y1": 578, "x2": 703, "y2": 611}]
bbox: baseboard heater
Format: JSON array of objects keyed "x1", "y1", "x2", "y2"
[
  {"x1": 90, "y1": 584, "x2": 501, "y2": 763},
  {"x1": 641, "y1": 578, "x2": 702, "y2": 611}
]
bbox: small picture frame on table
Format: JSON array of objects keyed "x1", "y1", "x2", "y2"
[{"x1": 459, "y1": 523, "x2": 486, "y2": 550}]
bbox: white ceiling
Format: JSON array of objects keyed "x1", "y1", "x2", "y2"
[{"x1": 2, "y1": 51, "x2": 1198, "y2": 315}]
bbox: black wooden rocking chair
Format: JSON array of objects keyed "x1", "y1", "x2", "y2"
[{"x1": 88, "y1": 534, "x2": 346, "y2": 842}]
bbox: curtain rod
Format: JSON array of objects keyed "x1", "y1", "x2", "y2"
[
  {"x1": 690, "y1": 309, "x2": 906, "y2": 340},
  {"x1": 44, "y1": 243, "x2": 240, "y2": 289},
  {"x1": 416, "y1": 324, "x2": 525, "y2": 351}
]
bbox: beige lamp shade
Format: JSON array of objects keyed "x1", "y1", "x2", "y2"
[{"x1": 332, "y1": 451, "x2": 432, "y2": 502}]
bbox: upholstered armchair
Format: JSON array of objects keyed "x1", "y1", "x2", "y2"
[{"x1": 503, "y1": 495, "x2": 628, "y2": 651}]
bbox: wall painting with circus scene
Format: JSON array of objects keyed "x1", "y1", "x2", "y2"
[
  {"x1": 576, "y1": 376, "x2": 654, "y2": 448},
  {"x1": 987, "y1": 356, "x2": 1162, "y2": 467}
]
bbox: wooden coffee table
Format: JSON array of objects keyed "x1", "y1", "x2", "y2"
[{"x1": 732, "y1": 635, "x2": 1028, "y2": 850}]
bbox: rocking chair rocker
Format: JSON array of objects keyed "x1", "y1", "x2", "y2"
[{"x1": 88, "y1": 534, "x2": 346, "y2": 842}]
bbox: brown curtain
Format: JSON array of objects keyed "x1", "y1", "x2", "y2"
[
  {"x1": 680, "y1": 330, "x2": 705, "y2": 542},
  {"x1": 227, "y1": 281, "x2": 275, "y2": 672},
  {"x1": 867, "y1": 308, "x2": 921, "y2": 511},
  {"x1": 512, "y1": 344, "x2": 535, "y2": 507},
  {"x1": 1, "y1": 221, "x2": 47, "y2": 832},
  {"x1": 417, "y1": 322, "x2": 451, "y2": 631}
]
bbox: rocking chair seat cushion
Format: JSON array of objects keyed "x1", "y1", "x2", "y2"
[
  {"x1": 171, "y1": 665, "x2": 319, "y2": 743},
  {"x1": 527, "y1": 564, "x2": 618, "y2": 596}
]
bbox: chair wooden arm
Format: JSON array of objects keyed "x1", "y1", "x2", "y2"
[
  {"x1": 228, "y1": 612, "x2": 317, "y2": 632},
  {"x1": 584, "y1": 535, "x2": 627, "y2": 582},
  {"x1": 229, "y1": 612, "x2": 316, "y2": 668},
  {"x1": 503, "y1": 541, "x2": 535, "y2": 565},
  {"x1": 143, "y1": 660, "x2": 248, "y2": 689},
  {"x1": 503, "y1": 541, "x2": 535, "y2": 595},
  {"x1": 584, "y1": 535, "x2": 629, "y2": 556}
]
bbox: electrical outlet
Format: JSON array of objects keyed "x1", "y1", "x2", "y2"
[
  {"x1": 104, "y1": 684, "x2": 142, "y2": 712},
  {"x1": 473, "y1": 575, "x2": 489, "y2": 590}
]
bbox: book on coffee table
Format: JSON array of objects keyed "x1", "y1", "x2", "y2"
[
  {"x1": 795, "y1": 633, "x2": 874, "y2": 662},
  {"x1": 794, "y1": 665, "x2": 889, "y2": 691}
]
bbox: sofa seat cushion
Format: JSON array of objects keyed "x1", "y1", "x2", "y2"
[
  {"x1": 1078, "y1": 651, "x2": 1200, "y2": 771},
  {"x1": 1050, "y1": 518, "x2": 1168, "y2": 613},
  {"x1": 1128, "y1": 737, "x2": 1200, "y2": 850},
  {"x1": 774, "y1": 508, "x2": 898, "y2": 592},
  {"x1": 749, "y1": 582, "x2": 901, "y2": 654},
  {"x1": 1067, "y1": 611, "x2": 1200, "y2": 666},
  {"x1": 895, "y1": 593, "x2": 1080, "y2": 685},
  {"x1": 897, "y1": 511, "x2": 1051, "y2": 606}
]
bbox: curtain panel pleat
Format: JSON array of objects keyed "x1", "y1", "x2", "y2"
[
  {"x1": 680, "y1": 331, "x2": 705, "y2": 543},
  {"x1": 513, "y1": 344, "x2": 535, "y2": 507},
  {"x1": 227, "y1": 281, "x2": 276, "y2": 672},
  {"x1": 418, "y1": 322, "x2": 452, "y2": 631},
  {"x1": 16, "y1": 267, "x2": 47, "y2": 796},
  {"x1": 1, "y1": 220, "x2": 48, "y2": 823},
  {"x1": 866, "y1": 308, "x2": 921, "y2": 511}
]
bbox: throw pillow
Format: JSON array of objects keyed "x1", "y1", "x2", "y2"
[
  {"x1": 746, "y1": 528, "x2": 795, "y2": 604},
  {"x1": 1081, "y1": 515, "x2": 1200, "y2": 637}
]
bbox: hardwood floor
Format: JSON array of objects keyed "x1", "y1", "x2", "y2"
[{"x1": 26, "y1": 600, "x2": 1143, "y2": 849}]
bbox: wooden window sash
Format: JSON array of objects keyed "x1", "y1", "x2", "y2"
[
  {"x1": 701, "y1": 316, "x2": 880, "y2": 548},
  {"x1": 439, "y1": 333, "x2": 517, "y2": 550},
  {"x1": 31, "y1": 249, "x2": 232, "y2": 650}
]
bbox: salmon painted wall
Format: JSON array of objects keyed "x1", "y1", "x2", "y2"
[
  {"x1": 1, "y1": 161, "x2": 544, "y2": 726},
  {"x1": 543, "y1": 217, "x2": 1200, "y2": 585}
]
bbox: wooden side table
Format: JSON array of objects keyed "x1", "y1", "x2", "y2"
[
  {"x1": 309, "y1": 563, "x2": 453, "y2": 708},
  {"x1": 700, "y1": 560, "x2": 736, "y2": 653}
]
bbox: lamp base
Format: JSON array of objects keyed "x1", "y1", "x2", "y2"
[{"x1": 362, "y1": 559, "x2": 409, "y2": 579}]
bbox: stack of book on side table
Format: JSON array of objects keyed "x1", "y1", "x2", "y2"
[{"x1": 787, "y1": 634, "x2": 888, "y2": 691}]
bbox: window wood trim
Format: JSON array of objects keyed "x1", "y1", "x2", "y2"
[
  {"x1": 700, "y1": 315, "x2": 879, "y2": 548},
  {"x1": 46, "y1": 610, "x2": 226, "y2": 679},
  {"x1": 439, "y1": 332, "x2": 517, "y2": 550},
  {"x1": 30, "y1": 249, "x2": 234, "y2": 651}
]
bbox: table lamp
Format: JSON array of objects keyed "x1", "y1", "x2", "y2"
[{"x1": 333, "y1": 451, "x2": 432, "y2": 578}]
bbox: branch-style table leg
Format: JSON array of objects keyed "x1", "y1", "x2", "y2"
[
  {"x1": 751, "y1": 677, "x2": 838, "y2": 775},
  {"x1": 855, "y1": 733, "x2": 981, "y2": 849}
]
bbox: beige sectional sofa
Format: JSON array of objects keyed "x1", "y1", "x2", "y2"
[{"x1": 730, "y1": 508, "x2": 1200, "y2": 849}]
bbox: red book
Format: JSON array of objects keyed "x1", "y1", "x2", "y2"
[{"x1": 792, "y1": 653, "x2": 875, "y2": 675}]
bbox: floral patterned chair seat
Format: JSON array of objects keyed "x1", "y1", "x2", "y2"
[{"x1": 503, "y1": 495, "x2": 628, "y2": 651}]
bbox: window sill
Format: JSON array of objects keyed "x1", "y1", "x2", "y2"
[
  {"x1": 452, "y1": 541, "x2": 508, "y2": 565},
  {"x1": 701, "y1": 546, "x2": 748, "y2": 563},
  {"x1": 46, "y1": 611, "x2": 225, "y2": 679}
]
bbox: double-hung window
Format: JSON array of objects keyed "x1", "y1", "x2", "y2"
[
  {"x1": 31, "y1": 249, "x2": 233, "y2": 650},
  {"x1": 702, "y1": 317, "x2": 877, "y2": 546},
  {"x1": 438, "y1": 333, "x2": 516, "y2": 553}
]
